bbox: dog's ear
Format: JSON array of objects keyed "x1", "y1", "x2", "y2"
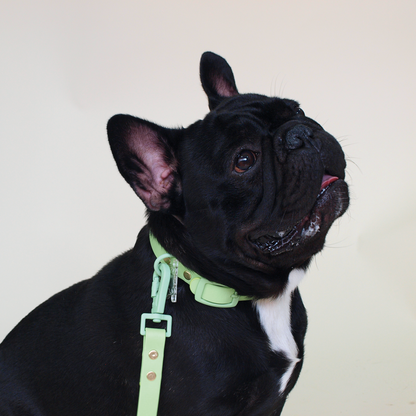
[
  {"x1": 200, "y1": 52, "x2": 239, "y2": 110},
  {"x1": 107, "y1": 114, "x2": 181, "y2": 212}
]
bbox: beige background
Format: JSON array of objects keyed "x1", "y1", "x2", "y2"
[{"x1": 1, "y1": 0, "x2": 415, "y2": 414}]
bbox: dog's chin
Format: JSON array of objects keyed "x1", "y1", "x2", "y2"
[{"x1": 250, "y1": 177, "x2": 349, "y2": 264}]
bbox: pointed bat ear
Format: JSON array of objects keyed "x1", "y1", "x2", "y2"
[
  {"x1": 107, "y1": 114, "x2": 182, "y2": 212},
  {"x1": 200, "y1": 52, "x2": 239, "y2": 111}
]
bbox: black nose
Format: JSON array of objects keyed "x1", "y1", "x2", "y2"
[{"x1": 284, "y1": 125, "x2": 312, "y2": 150}]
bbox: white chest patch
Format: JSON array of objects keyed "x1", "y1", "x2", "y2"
[{"x1": 254, "y1": 268, "x2": 305, "y2": 393}]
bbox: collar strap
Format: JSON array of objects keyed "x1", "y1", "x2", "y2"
[{"x1": 149, "y1": 233, "x2": 253, "y2": 308}]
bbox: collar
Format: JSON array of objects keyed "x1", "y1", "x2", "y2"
[{"x1": 149, "y1": 233, "x2": 253, "y2": 308}]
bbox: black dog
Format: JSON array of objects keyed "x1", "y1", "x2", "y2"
[{"x1": 0, "y1": 52, "x2": 349, "y2": 415}]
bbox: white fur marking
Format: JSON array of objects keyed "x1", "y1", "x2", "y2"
[
  {"x1": 255, "y1": 269, "x2": 305, "y2": 393},
  {"x1": 301, "y1": 216, "x2": 320, "y2": 238}
]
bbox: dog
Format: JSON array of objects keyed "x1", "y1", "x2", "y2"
[{"x1": 0, "y1": 52, "x2": 349, "y2": 415}]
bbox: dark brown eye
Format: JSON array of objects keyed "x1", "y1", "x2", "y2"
[
  {"x1": 296, "y1": 107, "x2": 305, "y2": 116},
  {"x1": 235, "y1": 150, "x2": 257, "y2": 173}
]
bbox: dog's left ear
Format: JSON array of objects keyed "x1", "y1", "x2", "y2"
[
  {"x1": 107, "y1": 114, "x2": 181, "y2": 212},
  {"x1": 200, "y1": 52, "x2": 239, "y2": 110}
]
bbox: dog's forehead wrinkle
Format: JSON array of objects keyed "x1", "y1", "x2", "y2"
[
  {"x1": 211, "y1": 95, "x2": 297, "y2": 127},
  {"x1": 203, "y1": 112, "x2": 264, "y2": 141},
  {"x1": 197, "y1": 101, "x2": 308, "y2": 162}
]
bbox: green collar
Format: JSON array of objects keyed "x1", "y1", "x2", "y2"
[{"x1": 149, "y1": 233, "x2": 253, "y2": 308}]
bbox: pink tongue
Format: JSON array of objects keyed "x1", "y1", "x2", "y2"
[{"x1": 321, "y1": 175, "x2": 338, "y2": 190}]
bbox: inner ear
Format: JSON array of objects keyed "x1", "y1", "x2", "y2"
[
  {"x1": 107, "y1": 114, "x2": 181, "y2": 212},
  {"x1": 200, "y1": 52, "x2": 239, "y2": 110}
]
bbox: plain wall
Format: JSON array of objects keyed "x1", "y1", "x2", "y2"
[{"x1": 1, "y1": 0, "x2": 415, "y2": 414}]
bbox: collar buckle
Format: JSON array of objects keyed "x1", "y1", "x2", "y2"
[{"x1": 190, "y1": 276, "x2": 239, "y2": 308}]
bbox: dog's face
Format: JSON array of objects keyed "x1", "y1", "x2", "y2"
[
  {"x1": 107, "y1": 52, "x2": 349, "y2": 297},
  {"x1": 180, "y1": 93, "x2": 348, "y2": 271}
]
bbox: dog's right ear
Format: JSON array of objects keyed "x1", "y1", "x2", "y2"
[
  {"x1": 200, "y1": 52, "x2": 239, "y2": 111},
  {"x1": 107, "y1": 114, "x2": 181, "y2": 212}
]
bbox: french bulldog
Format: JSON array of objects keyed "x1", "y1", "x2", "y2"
[{"x1": 0, "y1": 52, "x2": 349, "y2": 415}]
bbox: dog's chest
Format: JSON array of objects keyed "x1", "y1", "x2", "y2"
[{"x1": 254, "y1": 268, "x2": 305, "y2": 393}]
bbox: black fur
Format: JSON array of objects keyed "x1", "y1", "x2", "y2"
[{"x1": 0, "y1": 52, "x2": 349, "y2": 415}]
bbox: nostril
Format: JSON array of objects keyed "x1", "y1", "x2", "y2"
[{"x1": 285, "y1": 125, "x2": 312, "y2": 150}]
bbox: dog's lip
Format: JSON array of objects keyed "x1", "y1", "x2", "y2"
[
  {"x1": 252, "y1": 175, "x2": 342, "y2": 256},
  {"x1": 253, "y1": 217, "x2": 307, "y2": 255}
]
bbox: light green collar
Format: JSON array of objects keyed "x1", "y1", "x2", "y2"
[{"x1": 149, "y1": 233, "x2": 253, "y2": 308}]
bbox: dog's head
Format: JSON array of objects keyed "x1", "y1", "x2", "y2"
[{"x1": 107, "y1": 52, "x2": 349, "y2": 297}]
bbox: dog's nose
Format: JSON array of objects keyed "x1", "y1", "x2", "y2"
[{"x1": 284, "y1": 125, "x2": 311, "y2": 150}]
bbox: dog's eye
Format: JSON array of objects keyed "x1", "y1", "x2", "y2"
[
  {"x1": 235, "y1": 150, "x2": 257, "y2": 173},
  {"x1": 296, "y1": 107, "x2": 305, "y2": 116}
]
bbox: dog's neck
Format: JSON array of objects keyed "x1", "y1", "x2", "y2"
[
  {"x1": 149, "y1": 233, "x2": 254, "y2": 308},
  {"x1": 150, "y1": 232, "x2": 304, "y2": 393}
]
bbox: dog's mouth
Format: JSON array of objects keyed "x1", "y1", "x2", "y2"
[{"x1": 252, "y1": 175, "x2": 348, "y2": 256}]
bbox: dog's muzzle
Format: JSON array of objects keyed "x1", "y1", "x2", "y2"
[{"x1": 253, "y1": 175, "x2": 348, "y2": 256}]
